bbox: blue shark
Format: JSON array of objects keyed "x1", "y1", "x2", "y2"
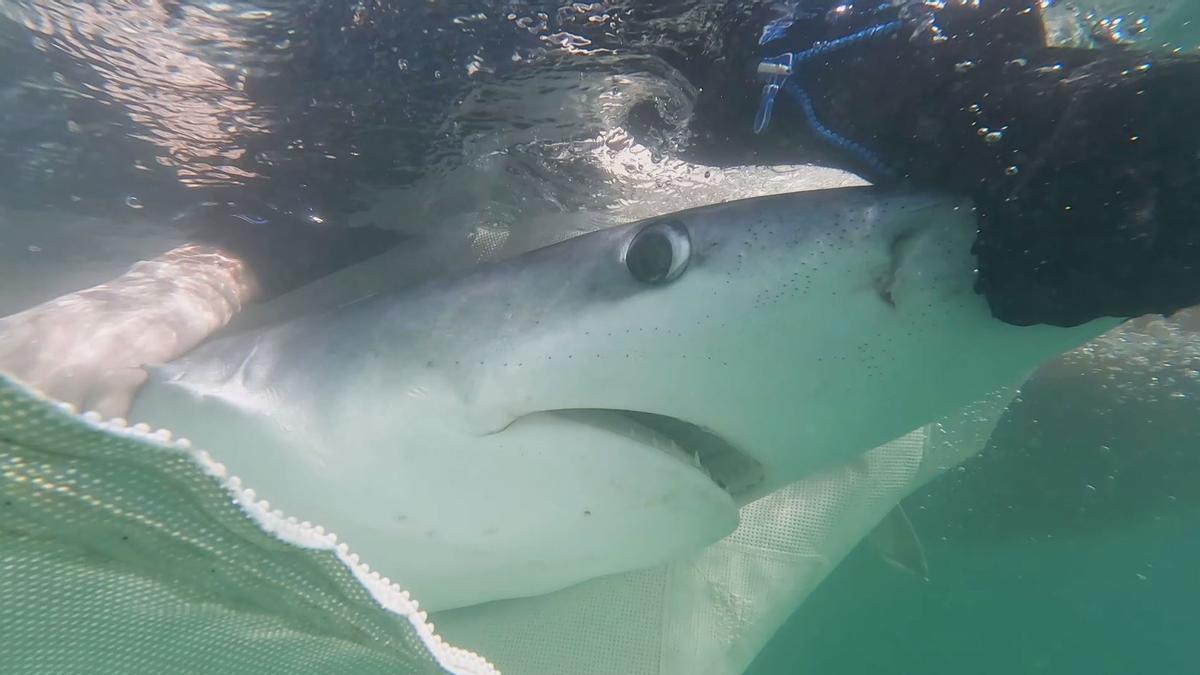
[{"x1": 129, "y1": 187, "x2": 1116, "y2": 609}]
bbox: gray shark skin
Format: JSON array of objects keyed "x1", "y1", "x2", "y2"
[{"x1": 130, "y1": 187, "x2": 1117, "y2": 610}]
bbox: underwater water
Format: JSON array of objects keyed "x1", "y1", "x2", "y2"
[
  {"x1": 2, "y1": 0, "x2": 1200, "y2": 674},
  {"x1": 751, "y1": 501, "x2": 1200, "y2": 674},
  {"x1": 750, "y1": 314, "x2": 1200, "y2": 673},
  {"x1": 753, "y1": 7, "x2": 1200, "y2": 671}
]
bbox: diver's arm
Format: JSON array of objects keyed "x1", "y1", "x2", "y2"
[
  {"x1": 0, "y1": 206, "x2": 402, "y2": 418},
  {"x1": 706, "y1": 0, "x2": 1200, "y2": 327},
  {"x1": 0, "y1": 242, "x2": 260, "y2": 418}
]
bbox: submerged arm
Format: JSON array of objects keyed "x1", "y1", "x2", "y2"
[
  {"x1": 0, "y1": 207, "x2": 400, "y2": 418},
  {"x1": 0, "y1": 242, "x2": 258, "y2": 418}
]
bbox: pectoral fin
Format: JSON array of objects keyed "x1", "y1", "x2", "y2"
[{"x1": 867, "y1": 505, "x2": 929, "y2": 581}]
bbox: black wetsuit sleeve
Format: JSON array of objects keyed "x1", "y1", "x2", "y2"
[
  {"x1": 711, "y1": 0, "x2": 1200, "y2": 327},
  {"x1": 968, "y1": 53, "x2": 1200, "y2": 327}
]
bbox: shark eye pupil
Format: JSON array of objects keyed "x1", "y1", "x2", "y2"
[
  {"x1": 626, "y1": 220, "x2": 691, "y2": 284},
  {"x1": 628, "y1": 233, "x2": 672, "y2": 281}
]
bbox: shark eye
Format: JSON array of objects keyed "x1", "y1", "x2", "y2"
[{"x1": 625, "y1": 220, "x2": 691, "y2": 284}]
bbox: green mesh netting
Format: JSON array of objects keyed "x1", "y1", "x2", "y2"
[
  {"x1": 0, "y1": 373, "x2": 495, "y2": 675},
  {"x1": 1, "y1": 369, "x2": 1015, "y2": 675}
]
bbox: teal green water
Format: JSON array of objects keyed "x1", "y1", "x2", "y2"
[
  {"x1": 748, "y1": 509, "x2": 1196, "y2": 674},
  {"x1": 749, "y1": 357, "x2": 1200, "y2": 674}
]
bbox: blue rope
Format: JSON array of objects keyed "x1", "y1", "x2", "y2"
[
  {"x1": 791, "y1": 20, "x2": 902, "y2": 64},
  {"x1": 754, "y1": 19, "x2": 904, "y2": 177},
  {"x1": 781, "y1": 81, "x2": 895, "y2": 179}
]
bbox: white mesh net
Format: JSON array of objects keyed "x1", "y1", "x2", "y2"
[
  {"x1": 1, "y1": 371, "x2": 1015, "y2": 674},
  {"x1": 434, "y1": 387, "x2": 1017, "y2": 674}
]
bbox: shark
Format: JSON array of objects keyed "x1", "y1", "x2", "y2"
[{"x1": 128, "y1": 186, "x2": 1118, "y2": 610}]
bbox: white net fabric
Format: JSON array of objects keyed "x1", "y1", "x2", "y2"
[
  {"x1": 0, "y1": 371, "x2": 1015, "y2": 674},
  {"x1": 433, "y1": 387, "x2": 1017, "y2": 675}
]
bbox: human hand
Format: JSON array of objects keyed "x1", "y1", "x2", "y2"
[{"x1": 0, "y1": 244, "x2": 258, "y2": 418}]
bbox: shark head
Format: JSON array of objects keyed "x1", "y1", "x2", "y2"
[{"x1": 132, "y1": 186, "x2": 1116, "y2": 609}]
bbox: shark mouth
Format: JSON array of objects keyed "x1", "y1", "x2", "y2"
[{"x1": 546, "y1": 409, "x2": 765, "y2": 501}]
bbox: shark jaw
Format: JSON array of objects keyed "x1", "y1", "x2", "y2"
[
  {"x1": 531, "y1": 409, "x2": 765, "y2": 498},
  {"x1": 130, "y1": 186, "x2": 1118, "y2": 610}
]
